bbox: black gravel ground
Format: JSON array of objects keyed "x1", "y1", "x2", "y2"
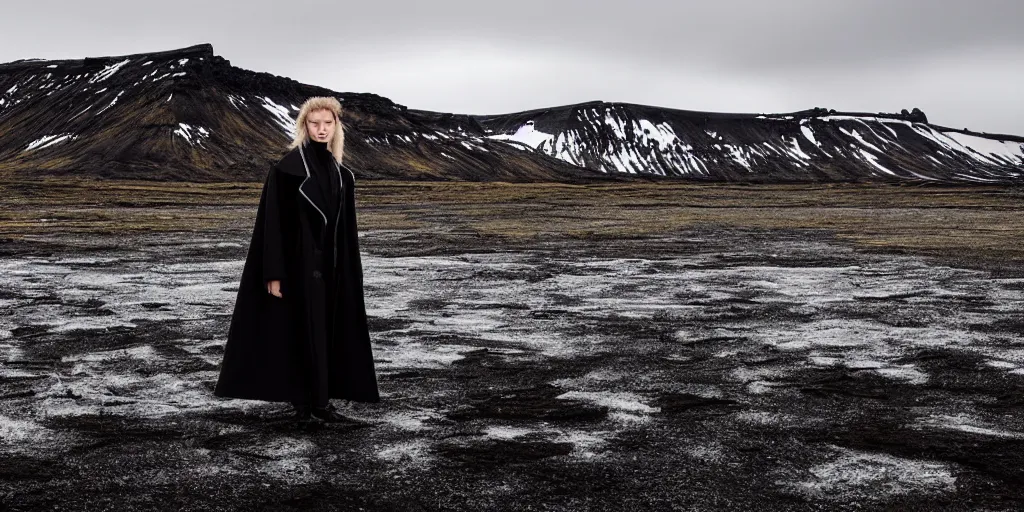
[{"x1": 2, "y1": 182, "x2": 1024, "y2": 511}]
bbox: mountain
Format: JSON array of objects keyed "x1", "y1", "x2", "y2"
[
  {"x1": 0, "y1": 44, "x2": 605, "y2": 182},
  {"x1": 1, "y1": 44, "x2": 1022, "y2": 184},
  {"x1": 478, "y1": 104, "x2": 1024, "y2": 183}
]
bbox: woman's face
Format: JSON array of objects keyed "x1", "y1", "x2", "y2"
[{"x1": 306, "y1": 108, "x2": 336, "y2": 143}]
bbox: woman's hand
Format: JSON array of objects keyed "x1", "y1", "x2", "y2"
[{"x1": 266, "y1": 280, "x2": 283, "y2": 298}]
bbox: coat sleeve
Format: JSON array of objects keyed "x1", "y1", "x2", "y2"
[{"x1": 261, "y1": 166, "x2": 287, "y2": 284}]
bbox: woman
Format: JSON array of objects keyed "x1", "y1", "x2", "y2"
[{"x1": 214, "y1": 96, "x2": 380, "y2": 427}]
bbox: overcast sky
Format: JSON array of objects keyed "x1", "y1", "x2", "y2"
[{"x1": 2, "y1": 0, "x2": 1022, "y2": 135}]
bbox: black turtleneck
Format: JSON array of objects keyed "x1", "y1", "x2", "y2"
[{"x1": 306, "y1": 138, "x2": 341, "y2": 223}]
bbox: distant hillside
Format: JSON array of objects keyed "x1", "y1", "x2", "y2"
[
  {"x1": 1, "y1": 44, "x2": 1022, "y2": 183},
  {"x1": 0, "y1": 44, "x2": 605, "y2": 182},
  {"x1": 476, "y1": 104, "x2": 1024, "y2": 183}
]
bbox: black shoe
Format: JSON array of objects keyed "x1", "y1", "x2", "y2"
[
  {"x1": 293, "y1": 404, "x2": 313, "y2": 428},
  {"x1": 311, "y1": 404, "x2": 348, "y2": 423}
]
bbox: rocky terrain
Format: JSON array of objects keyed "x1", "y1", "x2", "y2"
[
  {"x1": 2, "y1": 44, "x2": 1022, "y2": 183},
  {"x1": 3, "y1": 41, "x2": 1024, "y2": 511},
  {"x1": 2, "y1": 180, "x2": 1024, "y2": 510}
]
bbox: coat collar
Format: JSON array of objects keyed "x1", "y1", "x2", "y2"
[
  {"x1": 277, "y1": 144, "x2": 356, "y2": 182},
  {"x1": 276, "y1": 144, "x2": 357, "y2": 226}
]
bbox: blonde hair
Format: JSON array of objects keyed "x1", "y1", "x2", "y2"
[{"x1": 288, "y1": 96, "x2": 345, "y2": 163}]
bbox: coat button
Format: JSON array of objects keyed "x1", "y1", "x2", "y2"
[{"x1": 312, "y1": 270, "x2": 322, "y2": 279}]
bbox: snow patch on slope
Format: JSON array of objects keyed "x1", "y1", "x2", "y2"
[
  {"x1": 637, "y1": 119, "x2": 679, "y2": 148},
  {"x1": 858, "y1": 150, "x2": 897, "y2": 176},
  {"x1": 488, "y1": 121, "x2": 553, "y2": 149},
  {"x1": 95, "y1": 90, "x2": 124, "y2": 115},
  {"x1": 227, "y1": 94, "x2": 247, "y2": 110},
  {"x1": 260, "y1": 96, "x2": 296, "y2": 138},
  {"x1": 786, "y1": 137, "x2": 812, "y2": 162},
  {"x1": 942, "y1": 132, "x2": 1024, "y2": 165},
  {"x1": 174, "y1": 123, "x2": 211, "y2": 147},
  {"x1": 25, "y1": 133, "x2": 78, "y2": 151},
  {"x1": 88, "y1": 58, "x2": 130, "y2": 84},
  {"x1": 801, "y1": 125, "x2": 819, "y2": 146},
  {"x1": 839, "y1": 128, "x2": 883, "y2": 153}
]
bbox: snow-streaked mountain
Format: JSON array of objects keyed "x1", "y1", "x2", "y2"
[
  {"x1": 0, "y1": 44, "x2": 603, "y2": 182},
  {"x1": 1, "y1": 44, "x2": 1022, "y2": 183},
  {"x1": 476, "y1": 103, "x2": 1024, "y2": 183}
]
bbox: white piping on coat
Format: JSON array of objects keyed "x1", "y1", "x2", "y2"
[
  {"x1": 298, "y1": 143, "x2": 329, "y2": 226},
  {"x1": 332, "y1": 161, "x2": 344, "y2": 269}
]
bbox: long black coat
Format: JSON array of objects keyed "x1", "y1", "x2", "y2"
[{"x1": 214, "y1": 144, "x2": 380, "y2": 404}]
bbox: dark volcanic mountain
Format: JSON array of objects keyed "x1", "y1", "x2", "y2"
[
  {"x1": 0, "y1": 44, "x2": 601, "y2": 182},
  {"x1": 1, "y1": 44, "x2": 1022, "y2": 183},
  {"x1": 478, "y1": 105, "x2": 1024, "y2": 184}
]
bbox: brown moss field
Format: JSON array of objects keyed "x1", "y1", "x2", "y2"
[{"x1": 2, "y1": 179, "x2": 1023, "y2": 265}]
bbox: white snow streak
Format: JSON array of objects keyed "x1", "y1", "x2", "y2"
[
  {"x1": 25, "y1": 133, "x2": 78, "y2": 151},
  {"x1": 95, "y1": 90, "x2": 124, "y2": 115},
  {"x1": 260, "y1": 96, "x2": 296, "y2": 138},
  {"x1": 227, "y1": 94, "x2": 247, "y2": 110},
  {"x1": 725, "y1": 145, "x2": 752, "y2": 170},
  {"x1": 87, "y1": 58, "x2": 130, "y2": 84},
  {"x1": 943, "y1": 132, "x2": 1024, "y2": 165},
  {"x1": 800, "y1": 125, "x2": 819, "y2": 146},
  {"x1": 174, "y1": 123, "x2": 211, "y2": 147},
  {"x1": 840, "y1": 128, "x2": 883, "y2": 153},
  {"x1": 858, "y1": 150, "x2": 897, "y2": 176},
  {"x1": 489, "y1": 120, "x2": 553, "y2": 149},
  {"x1": 786, "y1": 136, "x2": 812, "y2": 161}
]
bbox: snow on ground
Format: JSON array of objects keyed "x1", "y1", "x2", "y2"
[
  {"x1": 913, "y1": 414, "x2": 1024, "y2": 439},
  {"x1": 554, "y1": 390, "x2": 659, "y2": 422},
  {"x1": 2, "y1": 231, "x2": 1023, "y2": 504},
  {"x1": 0, "y1": 257, "x2": 240, "y2": 333},
  {"x1": 784, "y1": 447, "x2": 957, "y2": 500},
  {"x1": 376, "y1": 439, "x2": 436, "y2": 466}
]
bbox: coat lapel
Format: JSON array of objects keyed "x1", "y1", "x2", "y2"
[
  {"x1": 297, "y1": 144, "x2": 329, "y2": 227},
  {"x1": 338, "y1": 161, "x2": 356, "y2": 183},
  {"x1": 287, "y1": 143, "x2": 354, "y2": 231}
]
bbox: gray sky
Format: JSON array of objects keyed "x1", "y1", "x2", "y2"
[{"x1": 3, "y1": 0, "x2": 1022, "y2": 135}]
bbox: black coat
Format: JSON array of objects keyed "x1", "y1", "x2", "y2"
[{"x1": 214, "y1": 143, "x2": 380, "y2": 405}]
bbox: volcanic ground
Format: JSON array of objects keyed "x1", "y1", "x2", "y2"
[{"x1": 1, "y1": 179, "x2": 1024, "y2": 511}]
